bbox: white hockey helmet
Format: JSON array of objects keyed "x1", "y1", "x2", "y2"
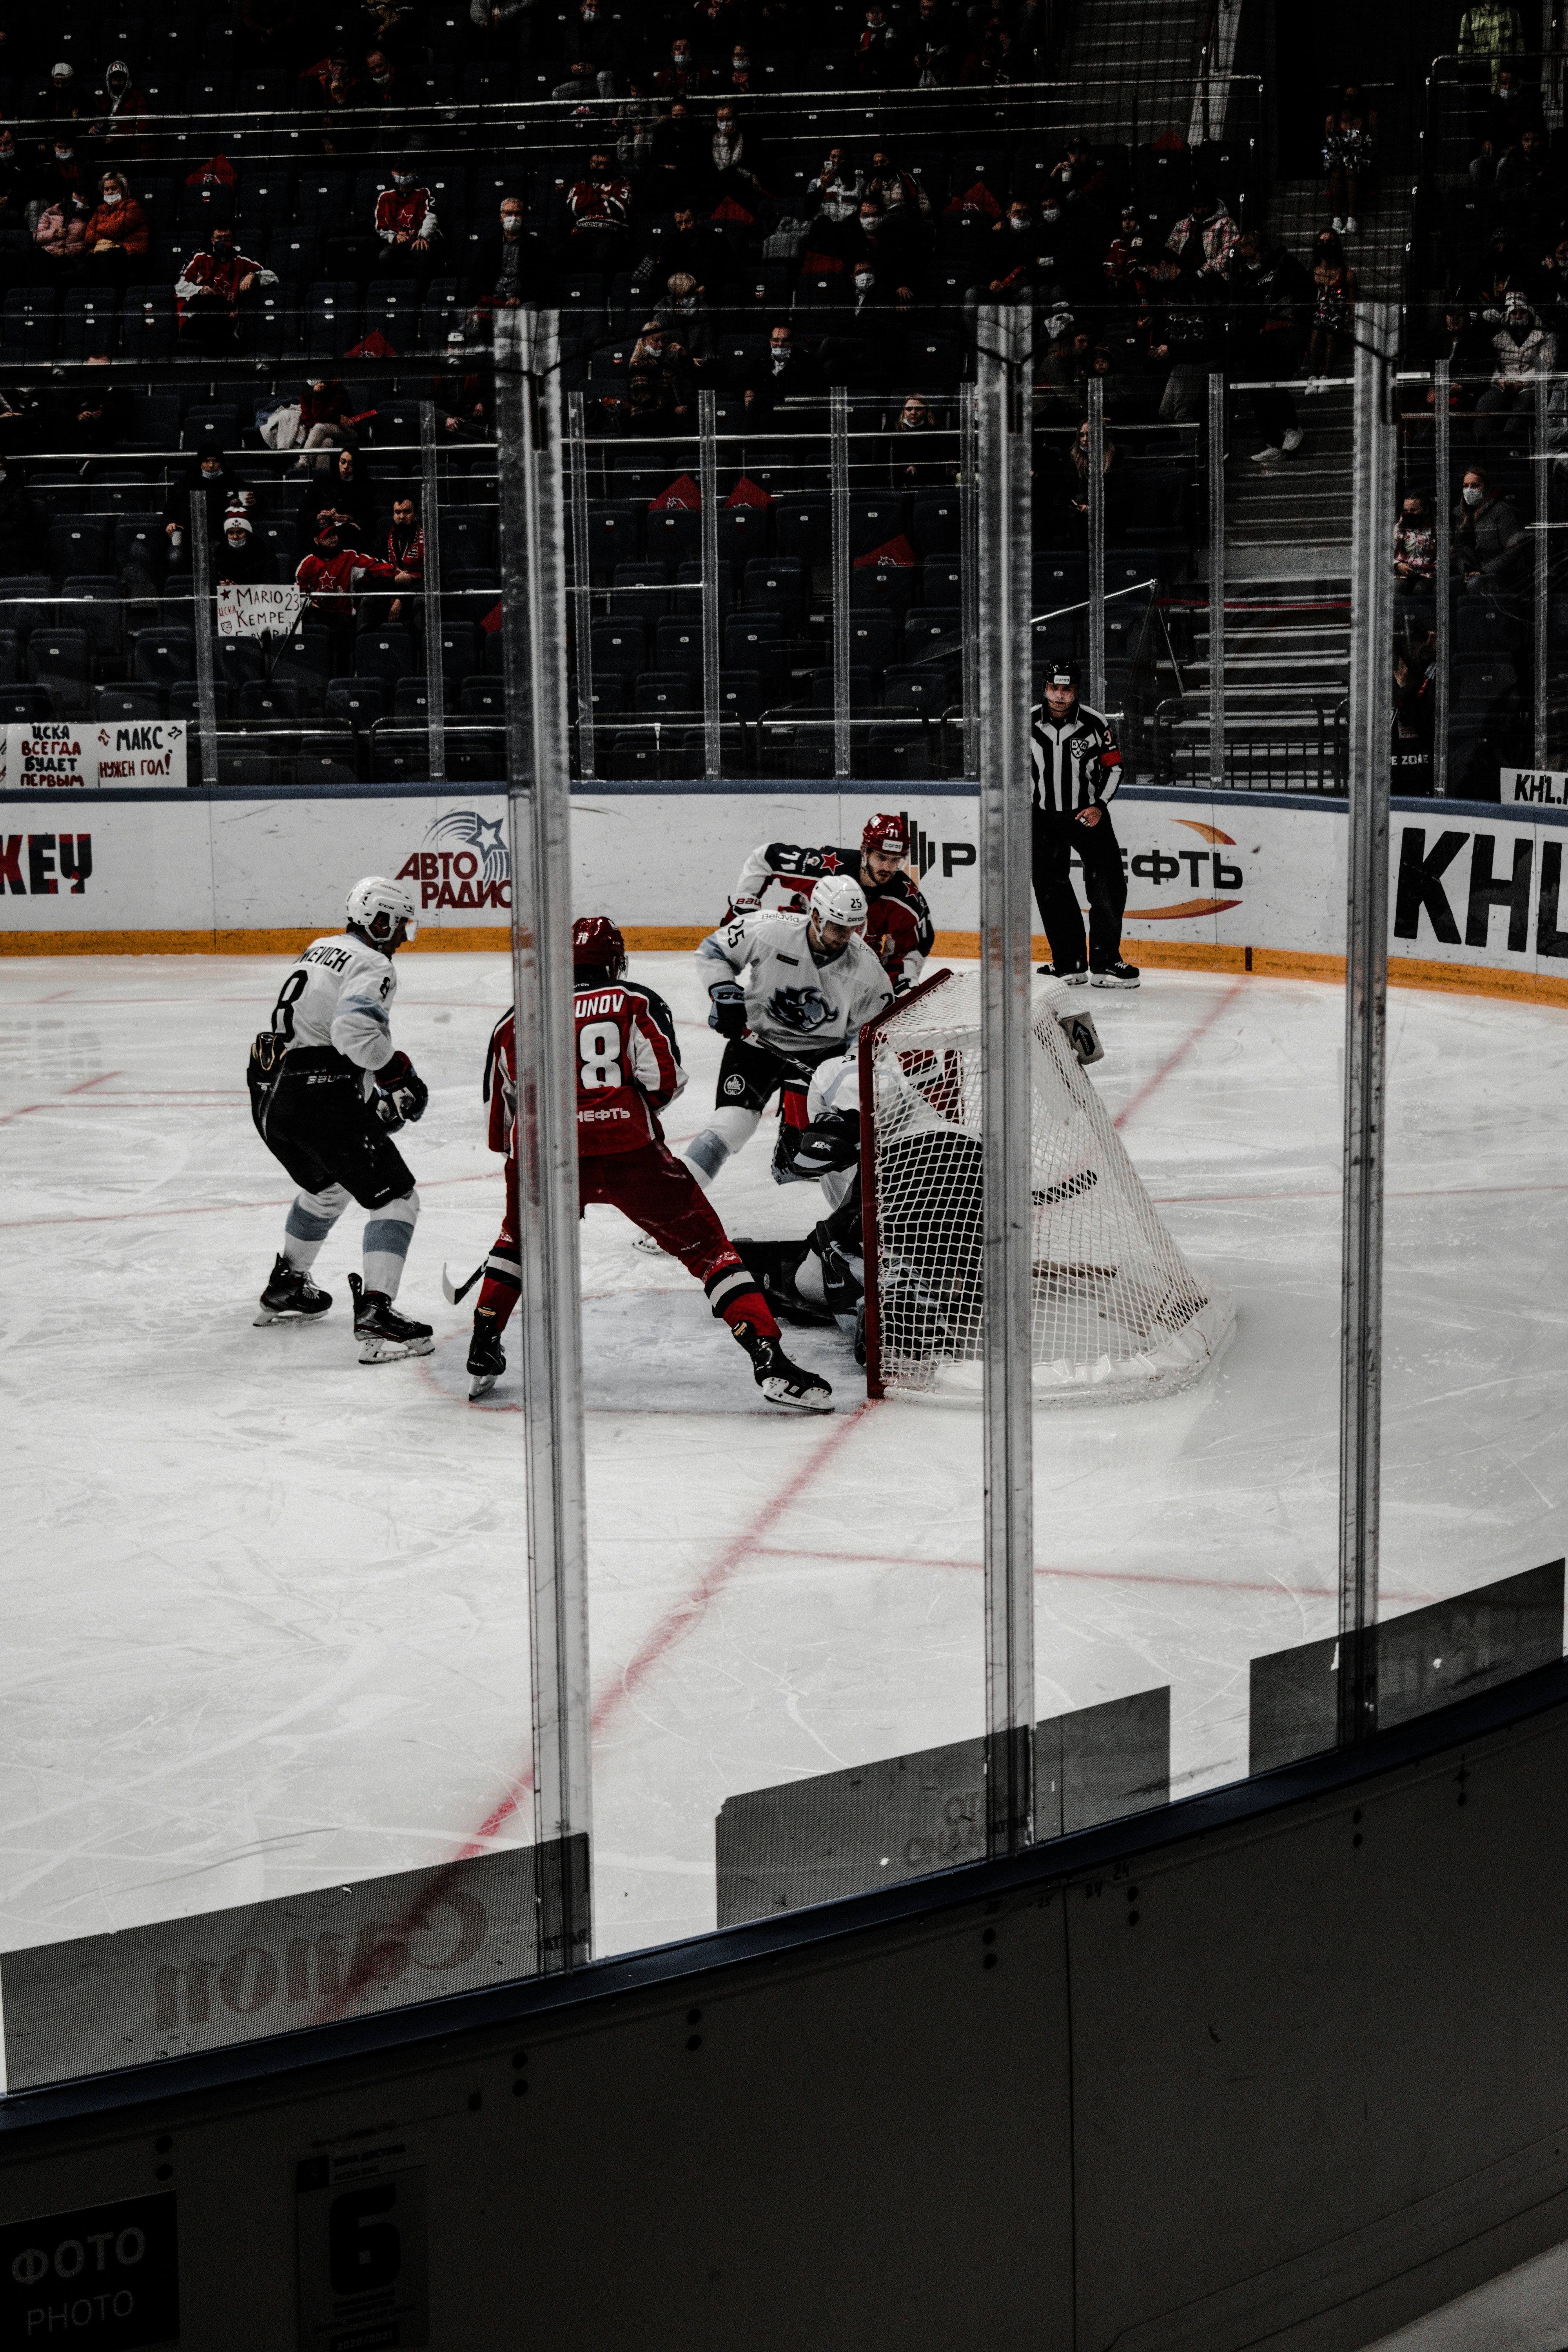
[
  {"x1": 346, "y1": 874, "x2": 418, "y2": 944},
  {"x1": 809, "y1": 874, "x2": 868, "y2": 934}
]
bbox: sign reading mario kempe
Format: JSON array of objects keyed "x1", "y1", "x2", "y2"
[
  {"x1": 218, "y1": 582, "x2": 306, "y2": 639},
  {"x1": 0, "y1": 721, "x2": 188, "y2": 790}
]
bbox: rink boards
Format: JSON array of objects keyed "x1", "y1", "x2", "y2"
[{"x1": 4, "y1": 778, "x2": 1568, "y2": 1004}]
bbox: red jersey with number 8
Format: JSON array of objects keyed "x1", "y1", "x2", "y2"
[{"x1": 485, "y1": 982, "x2": 686, "y2": 1160}]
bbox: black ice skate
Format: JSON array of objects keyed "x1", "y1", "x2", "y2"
[
  {"x1": 1089, "y1": 958, "x2": 1141, "y2": 989},
  {"x1": 731, "y1": 1318, "x2": 833, "y2": 1413},
  {"x1": 466, "y1": 1310, "x2": 506, "y2": 1400},
  {"x1": 348, "y1": 1272, "x2": 434, "y2": 1365},
  {"x1": 254, "y1": 1254, "x2": 332, "y2": 1326},
  {"x1": 1037, "y1": 961, "x2": 1088, "y2": 983}
]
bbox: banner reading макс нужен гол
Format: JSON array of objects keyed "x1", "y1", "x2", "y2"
[{"x1": 0, "y1": 720, "x2": 188, "y2": 789}]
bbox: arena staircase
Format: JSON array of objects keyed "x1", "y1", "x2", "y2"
[
  {"x1": 1147, "y1": 172, "x2": 1414, "y2": 787},
  {"x1": 1058, "y1": 0, "x2": 1207, "y2": 142}
]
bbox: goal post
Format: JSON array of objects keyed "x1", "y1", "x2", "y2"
[{"x1": 858, "y1": 967, "x2": 1235, "y2": 1403}]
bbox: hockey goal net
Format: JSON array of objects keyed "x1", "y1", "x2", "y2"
[{"x1": 858, "y1": 967, "x2": 1234, "y2": 1401}]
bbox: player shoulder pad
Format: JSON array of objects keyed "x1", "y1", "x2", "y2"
[{"x1": 628, "y1": 981, "x2": 682, "y2": 1056}]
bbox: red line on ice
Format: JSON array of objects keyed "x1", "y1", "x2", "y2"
[
  {"x1": 309, "y1": 1399, "x2": 874, "y2": 2024},
  {"x1": 1111, "y1": 979, "x2": 1247, "y2": 1131},
  {"x1": 0, "y1": 1070, "x2": 121, "y2": 1127}
]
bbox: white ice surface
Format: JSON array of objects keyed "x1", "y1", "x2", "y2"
[{"x1": 2, "y1": 954, "x2": 1565, "y2": 1964}]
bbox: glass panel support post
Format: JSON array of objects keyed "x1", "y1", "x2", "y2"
[
  {"x1": 1208, "y1": 371, "x2": 1226, "y2": 786},
  {"x1": 1339, "y1": 300, "x2": 1396, "y2": 1747},
  {"x1": 1433, "y1": 359, "x2": 1452, "y2": 797},
  {"x1": 420, "y1": 402, "x2": 446, "y2": 786},
  {"x1": 830, "y1": 384, "x2": 852, "y2": 779},
  {"x1": 494, "y1": 308, "x2": 593, "y2": 1966},
  {"x1": 1087, "y1": 371, "x2": 1107, "y2": 710},
  {"x1": 975, "y1": 305, "x2": 1035, "y2": 1858},
  {"x1": 699, "y1": 387, "x2": 723, "y2": 780},
  {"x1": 960, "y1": 382, "x2": 981, "y2": 779},
  {"x1": 189, "y1": 488, "x2": 219, "y2": 791},
  {"x1": 567, "y1": 389, "x2": 596, "y2": 782},
  {"x1": 1537, "y1": 367, "x2": 1550, "y2": 773}
]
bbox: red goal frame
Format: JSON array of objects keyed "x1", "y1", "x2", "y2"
[{"x1": 857, "y1": 965, "x2": 955, "y2": 1400}]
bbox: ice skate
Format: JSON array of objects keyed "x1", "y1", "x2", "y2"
[
  {"x1": 1036, "y1": 961, "x2": 1088, "y2": 983},
  {"x1": 466, "y1": 1311, "x2": 506, "y2": 1399},
  {"x1": 1090, "y1": 958, "x2": 1141, "y2": 989},
  {"x1": 731, "y1": 1318, "x2": 833, "y2": 1412},
  {"x1": 254, "y1": 1254, "x2": 332, "y2": 1325},
  {"x1": 633, "y1": 1231, "x2": 671, "y2": 1258},
  {"x1": 348, "y1": 1272, "x2": 434, "y2": 1364}
]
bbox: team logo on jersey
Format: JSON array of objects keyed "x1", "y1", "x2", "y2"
[
  {"x1": 722, "y1": 1073, "x2": 746, "y2": 1097},
  {"x1": 396, "y1": 808, "x2": 511, "y2": 912},
  {"x1": 766, "y1": 984, "x2": 833, "y2": 1033}
]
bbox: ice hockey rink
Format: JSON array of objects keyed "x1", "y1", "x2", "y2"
[{"x1": 3, "y1": 950, "x2": 1566, "y2": 1965}]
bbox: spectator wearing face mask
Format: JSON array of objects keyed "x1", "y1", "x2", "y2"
[
  {"x1": 80, "y1": 170, "x2": 148, "y2": 286},
  {"x1": 839, "y1": 194, "x2": 925, "y2": 308},
  {"x1": 1393, "y1": 493, "x2": 1437, "y2": 605},
  {"x1": 483, "y1": 194, "x2": 546, "y2": 309},
  {"x1": 653, "y1": 272, "x2": 717, "y2": 368},
  {"x1": 89, "y1": 61, "x2": 151, "y2": 160},
  {"x1": 295, "y1": 514, "x2": 411, "y2": 661},
  {"x1": 38, "y1": 63, "x2": 80, "y2": 157},
  {"x1": 1469, "y1": 65, "x2": 1544, "y2": 183},
  {"x1": 372, "y1": 152, "x2": 440, "y2": 281},
  {"x1": 1033, "y1": 186, "x2": 1100, "y2": 305},
  {"x1": 31, "y1": 136, "x2": 90, "y2": 235},
  {"x1": 865, "y1": 145, "x2": 930, "y2": 221},
  {"x1": 709, "y1": 103, "x2": 769, "y2": 208},
  {"x1": 656, "y1": 39, "x2": 708, "y2": 98},
  {"x1": 738, "y1": 321, "x2": 823, "y2": 420},
  {"x1": 856, "y1": 3, "x2": 902, "y2": 84},
  {"x1": 1456, "y1": 0, "x2": 1526, "y2": 93},
  {"x1": 978, "y1": 197, "x2": 1049, "y2": 306},
  {"x1": 215, "y1": 512, "x2": 276, "y2": 589},
  {"x1": 886, "y1": 394, "x2": 953, "y2": 491},
  {"x1": 362, "y1": 48, "x2": 430, "y2": 122},
  {"x1": 176, "y1": 224, "x2": 277, "y2": 353},
  {"x1": 625, "y1": 319, "x2": 693, "y2": 432},
  {"x1": 1454, "y1": 465, "x2": 1527, "y2": 598},
  {"x1": 566, "y1": 150, "x2": 633, "y2": 271}
]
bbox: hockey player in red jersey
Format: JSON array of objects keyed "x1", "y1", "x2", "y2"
[
  {"x1": 464, "y1": 916, "x2": 832, "y2": 1411},
  {"x1": 726, "y1": 812, "x2": 934, "y2": 992}
]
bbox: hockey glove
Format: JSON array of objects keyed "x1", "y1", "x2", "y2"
[
  {"x1": 374, "y1": 1050, "x2": 429, "y2": 1126},
  {"x1": 708, "y1": 982, "x2": 747, "y2": 1038}
]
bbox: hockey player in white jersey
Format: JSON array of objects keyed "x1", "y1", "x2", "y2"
[
  {"x1": 246, "y1": 875, "x2": 434, "y2": 1363},
  {"x1": 683, "y1": 874, "x2": 894, "y2": 1192}
]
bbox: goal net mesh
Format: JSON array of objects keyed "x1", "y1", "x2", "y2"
[{"x1": 862, "y1": 970, "x2": 1233, "y2": 1401}]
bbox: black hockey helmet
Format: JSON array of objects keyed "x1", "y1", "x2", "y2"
[{"x1": 1043, "y1": 659, "x2": 1080, "y2": 691}]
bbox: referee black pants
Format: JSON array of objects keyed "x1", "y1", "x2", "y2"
[{"x1": 1031, "y1": 805, "x2": 1127, "y2": 972}]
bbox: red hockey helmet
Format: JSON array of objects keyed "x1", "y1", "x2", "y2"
[
  {"x1": 862, "y1": 811, "x2": 907, "y2": 858},
  {"x1": 571, "y1": 914, "x2": 627, "y2": 979}
]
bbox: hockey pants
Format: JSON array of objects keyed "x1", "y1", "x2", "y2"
[{"x1": 475, "y1": 1146, "x2": 779, "y2": 1339}]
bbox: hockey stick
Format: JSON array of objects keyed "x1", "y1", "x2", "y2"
[{"x1": 441, "y1": 1260, "x2": 484, "y2": 1305}]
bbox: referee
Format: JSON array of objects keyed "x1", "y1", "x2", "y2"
[{"x1": 1028, "y1": 660, "x2": 1140, "y2": 988}]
